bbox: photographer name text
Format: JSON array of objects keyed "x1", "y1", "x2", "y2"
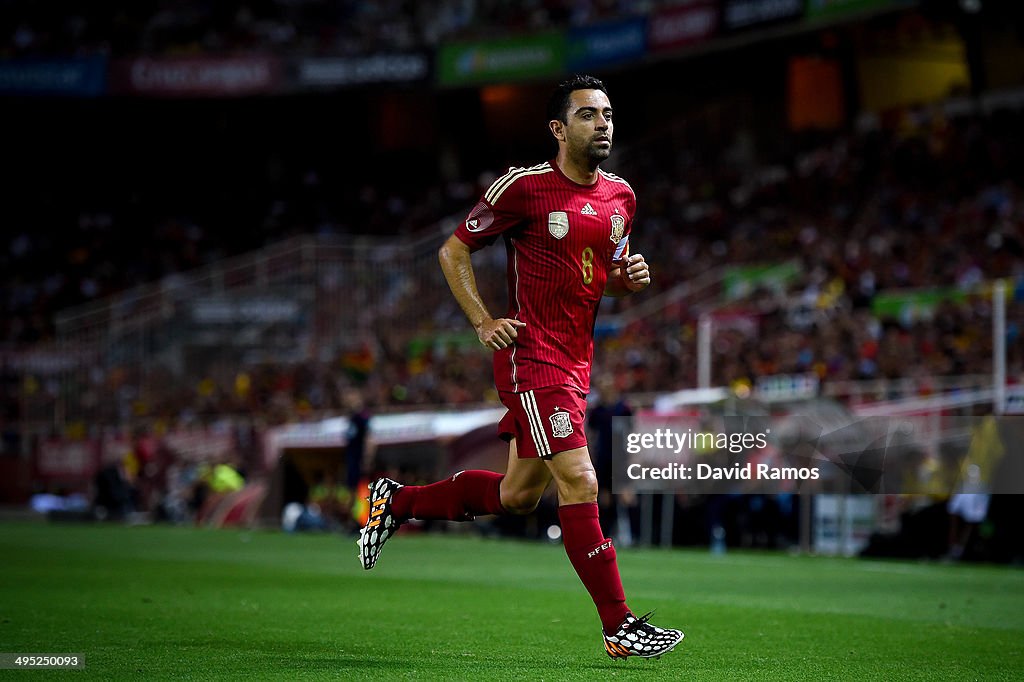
[{"x1": 626, "y1": 462, "x2": 820, "y2": 481}]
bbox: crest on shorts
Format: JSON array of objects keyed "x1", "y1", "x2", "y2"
[
  {"x1": 548, "y1": 211, "x2": 569, "y2": 239},
  {"x1": 609, "y1": 213, "x2": 625, "y2": 243},
  {"x1": 549, "y1": 408, "x2": 573, "y2": 439}
]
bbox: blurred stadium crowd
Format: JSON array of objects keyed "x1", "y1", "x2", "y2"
[
  {"x1": 5, "y1": 100, "x2": 1020, "y2": 423},
  {"x1": 600, "y1": 103, "x2": 1024, "y2": 393},
  {"x1": 2, "y1": 0, "x2": 664, "y2": 58}
]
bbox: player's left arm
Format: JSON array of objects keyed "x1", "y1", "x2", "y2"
[
  {"x1": 604, "y1": 191, "x2": 646, "y2": 297},
  {"x1": 598, "y1": 186, "x2": 647, "y2": 294},
  {"x1": 605, "y1": 252, "x2": 650, "y2": 297}
]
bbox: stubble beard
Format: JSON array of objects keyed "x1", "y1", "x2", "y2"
[
  {"x1": 588, "y1": 145, "x2": 611, "y2": 166},
  {"x1": 577, "y1": 139, "x2": 611, "y2": 170}
]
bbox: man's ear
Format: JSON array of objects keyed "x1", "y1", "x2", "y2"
[{"x1": 549, "y1": 119, "x2": 565, "y2": 142}]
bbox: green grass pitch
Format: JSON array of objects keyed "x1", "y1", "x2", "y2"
[{"x1": 1, "y1": 521, "x2": 1022, "y2": 681}]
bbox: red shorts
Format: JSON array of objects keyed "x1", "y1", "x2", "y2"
[{"x1": 498, "y1": 385, "x2": 589, "y2": 459}]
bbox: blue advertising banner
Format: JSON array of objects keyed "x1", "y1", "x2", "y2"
[
  {"x1": 0, "y1": 56, "x2": 106, "y2": 97},
  {"x1": 722, "y1": 0, "x2": 804, "y2": 32},
  {"x1": 567, "y1": 17, "x2": 647, "y2": 70}
]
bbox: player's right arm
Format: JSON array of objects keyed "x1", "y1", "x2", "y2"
[{"x1": 438, "y1": 234, "x2": 525, "y2": 351}]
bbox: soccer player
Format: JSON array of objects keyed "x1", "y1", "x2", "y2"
[{"x1": 358, "y1": 75, "x2": 684, "y2": 660}]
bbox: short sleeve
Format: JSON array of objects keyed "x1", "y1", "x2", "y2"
[{"x1": 454, "y1": 173, "x2": 527, "y2": 251}]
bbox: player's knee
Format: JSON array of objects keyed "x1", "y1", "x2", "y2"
[
  {"x1": 500, "y1": 487, "x2": 542, "y2": 515},
  {"x1": 560, "y1": 468, "x2": 599, "y2": 504}
]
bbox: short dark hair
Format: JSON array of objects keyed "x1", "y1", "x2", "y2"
[{"x1": 546, "y1": 74, "x2": 608, "y2": 124}]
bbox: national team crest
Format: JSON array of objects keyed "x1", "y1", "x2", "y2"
[
  {"x1": 548, "y1": 211, "x2": 569, "y2": 239},
  {"x1": 549, "y1": 409, "x2": 573, "y2": 439},
  {"x1": 609, "y1": 214, "x2": 625, "y2": 243}
]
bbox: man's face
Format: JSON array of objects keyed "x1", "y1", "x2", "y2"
[{"x1": 561, "y1": 88, "x2": 613, "y2": 165}]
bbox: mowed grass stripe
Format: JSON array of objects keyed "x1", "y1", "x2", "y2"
[{"x1": 0, "y1": 522, "x2": 1021, "y2": 680}]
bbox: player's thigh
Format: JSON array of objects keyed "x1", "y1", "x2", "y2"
[
  {"x1": 544, "y1": 446, "x2": 599, "y2": 505},
  {"x1": 500, "y1": 439, "x2": 552, "y2": 514}
]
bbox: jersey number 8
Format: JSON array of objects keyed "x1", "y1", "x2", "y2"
[{"x1": 581, "y1": 247, "x2": 595, "y2": 285}]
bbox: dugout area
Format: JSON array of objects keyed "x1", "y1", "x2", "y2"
[{"x1": 259, "y1": 408, "x2": 509, "y2": 527}]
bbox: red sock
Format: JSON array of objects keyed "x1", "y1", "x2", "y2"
[
  {"x1": 391, "y1": 470, "x2": 506, "y2": 521},
  {"x1": 559, "y1": 502, "x2": 630, "y2": 633}
]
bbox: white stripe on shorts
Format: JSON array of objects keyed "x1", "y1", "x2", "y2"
[
  {"x1": 519, "y1": 392, "x2": 545, "y2": 456},
  {"x1": 523, "y1": 390, "x2": 552, "y2": 457}
]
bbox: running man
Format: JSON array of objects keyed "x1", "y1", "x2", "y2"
[{"x1": 358, "y1": 74, "x2": 684, "y2": 661}]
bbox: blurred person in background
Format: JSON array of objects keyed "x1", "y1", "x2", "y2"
[
  {"x1": 344, "y1": 389, "x2": 370, "y2": 511},
  {"x1": 93, "y1": 454, "x2": 137, "y2": 521},
  {"x1": 587, "y1": 374, "x2": 635, "y2": 542},
  {"x1": 190, "y1": 454, "x2": 245, "y2": 525}
]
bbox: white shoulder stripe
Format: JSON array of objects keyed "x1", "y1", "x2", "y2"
[
  {"x1": 487, "y1": 162, "x2": 552, "y2": 202},
  {"x1": 485, "y1": 163, "x2": 551, "y2": 204},
  {"x1": 599, "y1": 169, "x2": 634, "y2": 192},
  {"x1": 483, "y1": 163, "x2": 547, "y2": 199},
  {"x1": 489, "y1": 168, "x2": 552, "y2": 204},
  {"x1": 486, "y1": 164, "x2": 527, "y2": 189}
]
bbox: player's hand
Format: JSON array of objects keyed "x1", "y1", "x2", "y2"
[
  {"x1": 619, "y1": 253, "x2": 650, "y2": 291},
  {"x1": 476, "y1": 317, "x2": 526, "y2": 351}
]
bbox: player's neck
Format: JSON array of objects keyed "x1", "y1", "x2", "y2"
[{"x1": 555, "y1": 152, "x2": 600, "y2": 186}]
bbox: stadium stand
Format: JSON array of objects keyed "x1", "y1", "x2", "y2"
[
  {"x1": 1, "y1": 1, "x2": 670, "y2": 58},
  {"x1": 6, "y1": 99, "x2": 1020, "y2": 419}
]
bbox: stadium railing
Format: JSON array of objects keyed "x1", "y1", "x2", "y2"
[{"x1": 45, "y1": 220, "x2": 512, "y2": 431}]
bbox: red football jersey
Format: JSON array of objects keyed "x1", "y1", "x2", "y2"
[{"x1": 454, "y1": 160, "x2": 635, "y2": 394}]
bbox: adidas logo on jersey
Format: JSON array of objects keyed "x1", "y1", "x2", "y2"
[{"x1": 581, "y1": 203, "x2": 598, "y2": 216}]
